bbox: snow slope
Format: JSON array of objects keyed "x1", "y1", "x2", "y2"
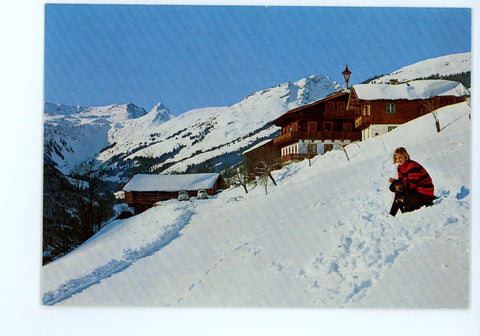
[
  {"x1": 41, "y1": 101, "x2": 471, "y2": 308},
  {"x1": 370, "y1": 52, "x2": 471, "y2": 84}
]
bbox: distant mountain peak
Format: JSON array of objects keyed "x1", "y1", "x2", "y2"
[
  {"x1": 44, "y1": 102, "x2": 90, "y2": 115},
  {"x1": 151, "y1": 102, "x2": 169, "y2": 111},
  {"x1": 294, "y1": 74, "x2": 342, "y2": 105},
  {"x1": 105, "y1": 103, "x2": 147, "y2": 120},
  {"x1": 44, "y1": 102, "x2": 148, "y2": 122},
  {"x1": 124, "y1": 103, "x2": 148, "y2": 119},
  {"x1": 149, "y1": 102, "x2": 175, "y2": 123}
]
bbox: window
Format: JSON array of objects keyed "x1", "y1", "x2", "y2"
[
  {"x1": 386, "y1": 103, "x2": 396, "y2": 114},
  {"x1": 388, "y1": 126, "x2": 397, "y2": 132},
  {"x1": 343, "y1": 123, "x2": 352, "y2": 132},
  {"x1": 308, "y1": 143, "x2": 317, "y2": 154},
  {"x1": 362, "y1": 105, "x2": 371, "y2": 116},
  {"x1": 324, "y1": 144, "x2": 333, "y2": 152},
  {"x1": 337, "y1": 102, "x2": 346, "y2": 111},
  {"x1": 326, "y1": 102, "x2": 335, "y2": 110}
]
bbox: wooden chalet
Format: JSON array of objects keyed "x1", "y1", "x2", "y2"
[
  {"x1": 348, "y1": 79, "x2": 470, "y2": 140},
  {"x1": 269, "y1": 91, "x2": 361, "y2": 163},
  {"x1": 242, "y1": 139, "x2": 281, "y2": 179},
  {"x1": 123, "y1": 173, "x2": 225, "y2": 213}
]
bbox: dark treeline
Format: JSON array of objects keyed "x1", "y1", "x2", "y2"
[
  {"x1": 42, "y1": 162, "x2": 116, "y2": 265},
  {"x1": 362, "y1": 71, "x2": 471, "y2": 88}
]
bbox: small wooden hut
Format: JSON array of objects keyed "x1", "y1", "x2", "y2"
[{"x1": 123, "y1": 173, "x2": 225, "y2": 213}]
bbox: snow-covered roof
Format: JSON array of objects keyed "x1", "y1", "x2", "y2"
[
  {"x1": 123, "y1": 173, "x2": 221, "y2": 192},
  {"x1": 352, "y1": 79, "x2": 470, "y2": 101},
  {"x1": 242, "y1": 139, "x2": 274, "y2": 155}
]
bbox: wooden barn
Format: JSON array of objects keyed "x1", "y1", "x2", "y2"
[
  {"x1": 269, "y1": 91, "x2": 361, "y2": 163},
  {"x1": 123, "y1": 173, "x2": 225, "y2": 213},
  {"x1": 242, "y1": 139, "x2": 281, "y2": 179},
  {"x1": 348, "y1": 79, "x2": 470, "y2": 140}
]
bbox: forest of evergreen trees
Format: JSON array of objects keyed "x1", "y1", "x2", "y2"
[
  {"x1": 362, "y1": 71, "x2": 471, "y2": 88},
  {"x1": 42, "y1": 162, "x2": 116, "y2": 264}
]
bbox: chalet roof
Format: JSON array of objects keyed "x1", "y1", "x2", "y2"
[
  {"x1": 123, "y1": 173, "x2": 221, "y2": 192},
  {"x1": 269, "y1": 90, "x2": 349, "y2": 126},
  {"x1": 351, "y1": 79, "x2": 470, "y2": 101},
  {"x1": 242, "y1": 139, "x2": 274, "y2": 155}
]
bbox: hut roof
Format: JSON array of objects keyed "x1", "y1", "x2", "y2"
[
  {"x1": 242, "y1": 139, "x2": 274, "y2": 155},
  {"x1": 123, "y1": 173, "x2": 221, "y2": 192}
]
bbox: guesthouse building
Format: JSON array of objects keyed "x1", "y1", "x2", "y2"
[
  {"x1": 349, "y1": 79, "x2": 470, "y2": 140},
  {"x1": 269, "y1": 90, "x2": 362, "y2": 163}
]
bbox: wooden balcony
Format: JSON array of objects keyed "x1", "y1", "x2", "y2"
[
  {"x1": 281, "y1": 153, "x2": 317, "y2": 163},
  {"x1": 355, "y1": 115, "x2": 372, "y2": 129},
  {"x1": 273, "y1": 130, "x2": 361, "y2": 146},
  {"x1": 324, "y1": 110, "x2": 356, "y2": 119}
]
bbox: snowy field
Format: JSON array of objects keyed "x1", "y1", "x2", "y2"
[{"x1": 42, "y1": 102, "x2": 471, "y2": 309}]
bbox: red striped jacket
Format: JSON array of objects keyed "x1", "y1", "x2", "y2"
[{"x1": 397, "y1": 160, "x2": 434, "y2": 196}]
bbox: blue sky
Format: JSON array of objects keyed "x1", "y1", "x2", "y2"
[{"x1": 44, "y1": 5, "x2": 471, "y2": 115}]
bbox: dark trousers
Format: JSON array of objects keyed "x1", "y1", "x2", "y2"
[{"x1": 390, "y1": 189, "x2": 436, "y2": 216}]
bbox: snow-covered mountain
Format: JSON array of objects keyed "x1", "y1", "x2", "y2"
[
  {"x1": 44, "y1": 102, "x2": 149, "y2": 119},
  {"x1": 43, "y1": 75, "x2": 341, "y2": 178},
  {"x1": 44, "y1": 102, "x2": 174, "y2": 173},
  {"x1": 43, "y1": 52, "x2": 471, "y2": 181},
  {"x1": 370, "y1": 52, "x2": 471, "y2": 84},
  {"x1": 41, "y1": 100, "x2": 471, "y2": 307}
]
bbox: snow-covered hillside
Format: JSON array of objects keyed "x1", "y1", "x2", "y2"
[
  {"x1": 41, "y1": 101, "x2": 471, "y2": 308},
  {"x1": 44, "y1": 75, "x2": 340, "y2": 178},
  {"x1": 370, "y1": 52, "x2": 471, "y2": 84}
]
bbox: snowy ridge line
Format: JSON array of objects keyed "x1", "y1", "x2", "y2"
[{"x1": 42, "y1": 206, "x2": 196, "y2": 306}]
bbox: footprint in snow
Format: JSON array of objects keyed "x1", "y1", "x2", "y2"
[
  {"x1": 455, "y1": 186, "x2": 470, "y2": 200},
  {"x1": 433, "y1": 190, "x2": 450, "y2": 205}
]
